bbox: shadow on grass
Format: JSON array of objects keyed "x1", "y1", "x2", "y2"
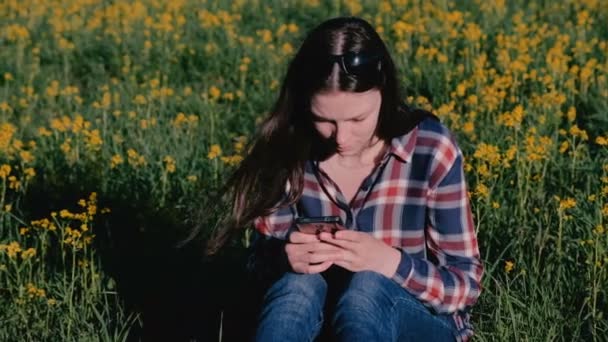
[{"x1": 22, "y1": 176, "x2": 260, "y2": 342}]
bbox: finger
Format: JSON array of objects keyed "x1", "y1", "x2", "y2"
[
  {"x1": 318, "y1": 233, "x2": 358, "y2": 250},
  {"x1": 333, "y1": 229, "x2": 363, "y2": 242},
  {"x1": 289, "y1": 231, "x2": 320, "y2": 243},
  {"x1": 309, "y1": 241, "x2": 344, "y2": 253},
  {"x1": 307, "y1": 249, "x2": 343, "y2": 264},
  {"x1": 286, "y1": 241, "x2": 340, "y2": 260},
  {"x1": 304, "y1": 260, "x2": 333, "y2": 274}
]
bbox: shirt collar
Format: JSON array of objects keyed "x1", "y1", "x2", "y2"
[{"x1": 386, "y1": 126, "x2": 418, "y2": 164}]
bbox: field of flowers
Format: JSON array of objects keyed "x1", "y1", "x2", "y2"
[{"x1": 0, "y1": 0, "x2": 607, "y2": 340}]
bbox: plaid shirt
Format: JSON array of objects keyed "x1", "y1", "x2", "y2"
[{"x1": 253, "y1": 117, "x2": 483, "y2": 341}]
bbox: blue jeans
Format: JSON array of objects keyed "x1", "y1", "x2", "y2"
[{"x1": 255, "y1": 269, "x2": 457, "y2": 341}]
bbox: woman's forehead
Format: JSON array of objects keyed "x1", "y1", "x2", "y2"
[{"x1": 310, "y1": 89, "x2": 381, "y2": 119}]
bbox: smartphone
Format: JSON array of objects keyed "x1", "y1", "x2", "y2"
[{"x1": 295, "y1": 216, "x2": 344, "y2": 235}]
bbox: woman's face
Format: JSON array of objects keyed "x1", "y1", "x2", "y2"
[{"x1": 310, "y1": 88, "x2": 382, "y2": 157}]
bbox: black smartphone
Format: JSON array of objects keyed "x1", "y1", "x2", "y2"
[{"x1": 295, "y1": 216, "x2": 344, "y2": 235}]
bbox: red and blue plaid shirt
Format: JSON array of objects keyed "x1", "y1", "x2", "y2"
[{"x1": 253, "y1": 117, "x2": 483, "y2": 341}]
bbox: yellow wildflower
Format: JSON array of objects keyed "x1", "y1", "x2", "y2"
[
  {"x1": 21, "y1": 248, "x2": 36, "y2": 259},
  {"x1": 110, "y1": 154, "x2": 124, "y2": 169},
  {"x1": 207, "y1": 144, "x2": 222, "y2": 159},
  {"x1": 558, "y1": 197, "x2": 576, "y2": 210},
  {"x1": 559, "y1": 141, "x2": 569, "y2": 154},
  {"x1": 281, "y1": 43, "x2": 294, "y2": 55},
  {"x1": 0, "y1": 164, "x2": 11, "y2": 179},
  {"x1": 163, "y1": 155, "x2": 176, "y2": 173},
  {"x1": 504, "y1": 260, "x2": 514, "y2": 273},
  {"x1": 209, "y1": 86, "x2": 221, "y2": 100},
  {"x1": 6, "y1": 241, "x2": 21, "y2": 258},
  {"x1": 127, "y1": 149, "x2": 146, "y2": 167},
  {"x1": 475, "y1": 183, "x2": 490, "y2": 198}
]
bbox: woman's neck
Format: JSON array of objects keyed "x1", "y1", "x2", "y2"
[{"x1": 331, "y1": 137, "x2": 387, "y2": 169}]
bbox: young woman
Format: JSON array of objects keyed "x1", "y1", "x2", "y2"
[{"x1": 205, "y1": 16, "x2": 483, "y2": 341}]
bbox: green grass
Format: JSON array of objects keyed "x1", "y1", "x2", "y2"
[{"x1": 0, "y1": 0, "x2": 607, "y2": 340}]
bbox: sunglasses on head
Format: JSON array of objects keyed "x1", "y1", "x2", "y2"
[{"x1": 328, "y1": 51, "x2": 382, "y2": 76}]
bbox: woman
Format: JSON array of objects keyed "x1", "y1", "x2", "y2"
[{"x1": 205, "y1": 16, "x2": 483, "y2": 341}]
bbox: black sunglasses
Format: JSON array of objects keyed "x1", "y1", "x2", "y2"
[{"x1": 328, "y1": 52, "x2": 382, "y2": 76}]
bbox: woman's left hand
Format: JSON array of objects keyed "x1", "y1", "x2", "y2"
[{"x1": 318, "y1": 230, "x2": 401, "y2": 278}]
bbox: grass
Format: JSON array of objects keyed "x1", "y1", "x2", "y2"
[{"x1": 0, "y1": 0, "x2": 607, "y2": 340}]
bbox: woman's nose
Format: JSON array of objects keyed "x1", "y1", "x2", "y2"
[{"x1": 334, "y1": 124, "x2": 350, "y2": 145}]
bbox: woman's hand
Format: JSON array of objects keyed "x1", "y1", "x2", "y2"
[
  {"x1": 285, "y1": 231, "x2": 344, "y2": 274},
  {"x1": 318, "y1": 230, "x2": 401, "y2": 278}
]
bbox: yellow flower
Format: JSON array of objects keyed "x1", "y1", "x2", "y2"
[
  {"x1": 222, "y1": 92, "x2": 235, "y2": 101},
  {"x1": 38, "y1": 127, "x2": 52, "y2": 137},
  {"x1": 569, "y1": 125, "x2": 589, "y2": 141},
  {"x1": 559, "y1": 140, "x2": 569, "y2": 154},
  {"x1": 8, "y1": 176, "x2": 21, "y2": 190},
  {"x1": 0, "y1": 123, "x2": 17, "y2": 152},
  {"x1": 473, "y1": 143, "x2": 501, "y2": 166},
  {"x1": 186, "y1": 175, "x2": 198, "y2": 182},
  {"x1": 21, "y1": 248, "x2": 36, "y2": 259},
  {"x1": 281, "y1": 43, "x2": 294, "y2": 55},
  {"x1": 207, "y1": 144, "x2": 222, "y2": 159},
  {"x1": 110, "y1": 154, "x2": 124, "y2": 169},
  {"x1": 462, "y1": 121, "x2": 474, "y2": 134},
  {"x1": 475, "y1": 183, "x2": 490, "y2": 198},
  {"x1": 594, "y1": 225, "x2": 605, "y2": 235},
  {"x1": 558, "y1": 197, "x2": 576, "y2": 211},
  {"x1": 566, "y1": 106, "x2": 576, "y2": 122},
  {"x1": 133, "y1": 95, "x2": 147, "y2": 105},
  {"x1": 0, "y1": 102, "x2": 12, "y2": 112},
  {"x1": 0, "y1": 164, "x2": 11, "y2": 179},
  {"x1": 504, "y1": 260, "x2": 514, "y2": 273},
  {"x1": 209, "y1": 86, "x2": 221, "y2": 100},
  {"x1": 127, "y1": 149, "x2": 146, "y2": 167},
  {"x1": 221, "y1": 155, "x2": 244, "y2": 166},
  {"x1": 163, "y1": 155, "x2": 176, "y2": 173},
  {"x1": 596, "y1": 136, "x2": 608, "y2": 146},
  {"x1": 84, "y1": 129, "x2": 103, "y2": 151},
  {"x1": 60, "y1": 139, "x2": 71, "y2": 154},
  {"x1": 6, "y1": 241, "x2": 21, "y2": 258}
]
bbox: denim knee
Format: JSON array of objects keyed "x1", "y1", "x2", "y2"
[
  {"x1": 336, "y1": 271, "x2": 394, "y2": 309},
  {"x1": 331, "y1": 271, "x2": 397, "y2": 340},
  {"x1": 264, "y1": 272, "x2": 327, "y2": 302},
  {"x1": 256, "y1": 272, "x2": 328, "y2": 342}
]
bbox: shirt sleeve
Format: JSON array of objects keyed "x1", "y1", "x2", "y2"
[{"x1": 391, "y1": 133, "x2": 484, "y2": 314}]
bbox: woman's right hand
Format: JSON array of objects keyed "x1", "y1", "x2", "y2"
[{"x1": 285, "y1": 231, "x2": 342, "y2": 274}]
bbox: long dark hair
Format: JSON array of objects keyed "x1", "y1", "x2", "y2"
[{"x1": 199, "y1": 16, "x2": 433, "y2": 255}]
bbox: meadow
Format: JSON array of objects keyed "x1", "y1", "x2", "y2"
[{"x1": 0, "y1": 0, "x2": 607, "y2": 341}]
